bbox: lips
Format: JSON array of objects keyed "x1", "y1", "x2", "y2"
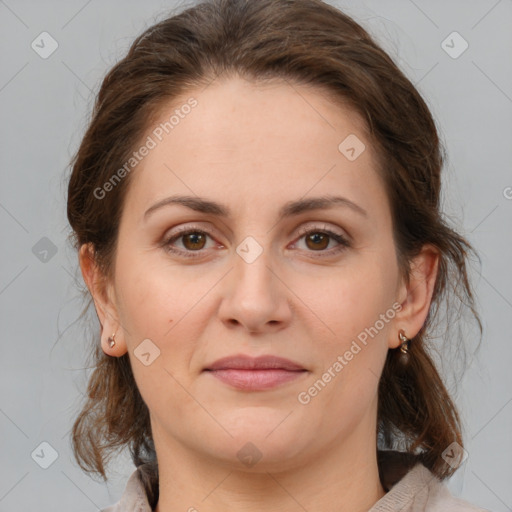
[
  {"x1": 204, "y1": 354, "x2": 305, "y2": 371},
  {"x1": 203, "y1": 354, "x2": 308, "y2": 391}
]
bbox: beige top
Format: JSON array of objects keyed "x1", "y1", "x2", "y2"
[{"x1": 101, "y1": 459, "x2": 489, "y2": 512}]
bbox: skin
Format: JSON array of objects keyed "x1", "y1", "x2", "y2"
[{"x1": 80, "y1": 75, "x2": 439, "y2": 512}]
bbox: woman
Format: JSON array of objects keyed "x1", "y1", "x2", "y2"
[{"x1": 67, "y1": 0, "x2": 487, "y2": 510}]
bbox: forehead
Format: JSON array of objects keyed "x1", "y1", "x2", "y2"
[{"x1": 123, "y1": 76, "x2": 387, "y2": 221}]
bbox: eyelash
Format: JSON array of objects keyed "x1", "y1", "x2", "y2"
[{"x1": 161, "y1": 224, "x2": 351, "y2": 259}]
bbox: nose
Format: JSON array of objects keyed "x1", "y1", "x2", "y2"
[{"x1": 218, "y1": 247, "x2": 292, "y2": 334}]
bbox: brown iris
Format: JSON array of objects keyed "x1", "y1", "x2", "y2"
[
  {"x1": 182, "y1": 232, "x2": 207, "y2": 250},
  {"x1": 304, "y1": 232, "x2": 329, "y2": 250}
]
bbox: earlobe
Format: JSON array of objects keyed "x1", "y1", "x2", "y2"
[
  {"x1": 102, "y1": 331, "x2": 127, "y2": 357},
  {"x1": 390, "y1": 245, "x2": 440, "y2": 348}
]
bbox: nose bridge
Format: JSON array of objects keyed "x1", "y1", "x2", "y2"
[
  {"x1": 238, "y1": 248, "x2": 275, "y2": 297},
  {"x1": 233, "y1": 241, "x2": 277, "y2": 308},
  {"x1": 218, "y1": 236, "x2": 291, "y2": 332}
]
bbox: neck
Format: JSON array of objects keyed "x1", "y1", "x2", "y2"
[{"x1": 153, "y1": 418, "x2": 386, "y2": 512}]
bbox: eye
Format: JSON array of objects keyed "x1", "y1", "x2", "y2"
[
  {"x1": 161, "y1": 223, "x2": 351, "y2": 259},
  {"x1": 293, "y1": 224, "x2": 351, "y2": 258},
  {"x1": 161, "y1": 226, "x2": 219, "y2": 259}
]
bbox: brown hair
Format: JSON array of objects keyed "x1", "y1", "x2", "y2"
[{"x1": 67, "y1": 0, "x2": 481, "y2": 504}]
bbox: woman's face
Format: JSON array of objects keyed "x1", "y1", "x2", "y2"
[{"x1": 102, "y1": 76, "x2": 408, "y2": 471}]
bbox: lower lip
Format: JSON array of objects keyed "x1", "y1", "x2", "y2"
[{"x1": 206, "y1": 369, "x2": 307, "y2": 390}]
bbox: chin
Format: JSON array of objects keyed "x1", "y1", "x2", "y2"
[
  {"x1": 209, "y1": 440, "x2": 309, "y2": 474},
  {"x1": 197, "y1": 411, "x2": 311, "y2": 470},
  {"x1": 215, "y1": 405, "x2": 298, "y2": 438}
]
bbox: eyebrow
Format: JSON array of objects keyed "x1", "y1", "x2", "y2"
[{"x1": 143, "y1": 194, "x2": 368, "y2": 222}]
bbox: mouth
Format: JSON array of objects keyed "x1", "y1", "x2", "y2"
[{"x1": 203, "y1": 354, "x2": 308, "y2": 391}]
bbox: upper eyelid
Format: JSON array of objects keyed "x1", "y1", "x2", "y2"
[
  {"x1": 166, "y1": 222, "x2": 347, "y2": 241},
  {"x1": 295, "y1": 223, "x2": 345, "y2": 237}
]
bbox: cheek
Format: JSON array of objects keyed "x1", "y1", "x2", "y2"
[
  {"x1": 295, "y1": 254, "x2": 398, "y2": 349},
  {"x1": 115, "y1": 249, "x2": 202, "y2": 342},
  {"x1": 295, "y1": 251, "x2": 398, "y2": 408},
  {"x1": 113, "y1": 251, "x2": 218, "y2": 399},
  {"x1": 115, "y1": 266, "x2": 167, "y2": 341},
  {"x1": 113, "y1": 260, "x2": 197, "y2": 421}
]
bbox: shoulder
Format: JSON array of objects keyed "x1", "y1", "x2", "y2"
[
  {"x1": 102, "y1": 457, "x2": 489, "y2": 512},
  {"x1": 410, "y1": 464, "x2": 489, "y2": 511},
  {"x1": 100, "y1": 465, "x2": 153, "y2": 512},
  {"x1": 371, "y1": 462, "x2": 489, "y2": 512}
]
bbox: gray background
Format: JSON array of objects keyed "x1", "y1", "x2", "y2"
[{"x1": 0, "y1": 0, "x2": 511, "y2": 510}]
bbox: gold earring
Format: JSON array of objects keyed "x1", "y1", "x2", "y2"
[
  {"x1": 398, "y1": 329, "x2": 409, "y2": 354},
  {"x1": 107, "y1": 333, "x2": 116, "y2": 348},
  {"x1": 397, "y1": 330, "x2": 410, "y2": 364}
]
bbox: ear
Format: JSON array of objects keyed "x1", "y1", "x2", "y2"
[
  {"x1": 79, "y1": 243, "x2": 127, "y2": 356},
  {"x1": 390, "y1": 244, "x2": 440, "y2": 349}
]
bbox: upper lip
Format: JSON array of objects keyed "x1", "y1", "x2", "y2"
[{"x1": 204, "y1": 354, "x2": 306, "y2": 371}]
